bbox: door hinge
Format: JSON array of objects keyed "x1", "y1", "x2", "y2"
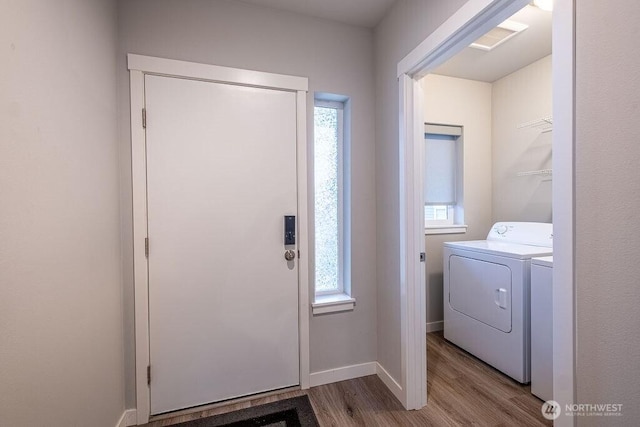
[
  {"x1": 145, "y1": 237, "x2": 149, "y2": 257},
  {"x1": 297, "y1": 250, "x2": 300, "y2": 259},
  {"x1": 147, "y1": 365, "x2": 151, "y2": 385},
  {"x1": 420, "y1": 252, "x2": 426, "y2": 262},
  {"x1": 142, "y1": 108, "x2": 147, "y2": 129}
]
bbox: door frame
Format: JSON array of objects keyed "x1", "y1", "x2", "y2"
[
  {"x1": 128, "y1": 54, "x2": 310, "y2": 425},
  {"x1": 396, "y1": 0, "x2": 576, "y2": 420}
]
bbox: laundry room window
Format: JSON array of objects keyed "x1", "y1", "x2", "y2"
[
  {"x1": 424, "y1": 123, "x2": 466, "y2": 234},
  {"x1": 312, "y1": 95, "x2": 354, "y2": 314}
]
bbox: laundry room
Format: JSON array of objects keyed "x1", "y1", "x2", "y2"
[{"x1": 420, "y1": 0, "x2": 554, "y2": 402}]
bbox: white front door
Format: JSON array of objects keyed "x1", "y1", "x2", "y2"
[{"x1": 144, "y1": 74, "x2": 300, "y2": 415}]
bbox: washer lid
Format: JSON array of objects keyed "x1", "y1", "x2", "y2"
[{"x1": 444, "y1": 240, "x2": 553, "y2": 259}]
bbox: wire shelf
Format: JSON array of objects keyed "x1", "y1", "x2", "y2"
[
  {"x1": 517, "y1": 116, "x2": 553, "y2": 132},
  {"x1": 516, "y1": 169, "x2": 553, "y2": 177}
]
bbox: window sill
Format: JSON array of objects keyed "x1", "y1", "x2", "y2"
[
  {"x1": 312, "y1": 293, "x2": 355, "y2": 315},
  {"x1": 425, "y1": 224, "x2": 468, "y2": 235}
]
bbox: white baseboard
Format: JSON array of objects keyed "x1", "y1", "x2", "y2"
[
  {"x1": 427, "y1": 320, "x2": 443, "y2": 333},
  {"x1": 116, "y1": 409, "x2": 137, "y2": 427},
  {"x1": 309, "y1": 362, "x2": 377, "y2": 387},
  {"x1": 375, "y1": 362, "x2": 404, "y2": 406}
]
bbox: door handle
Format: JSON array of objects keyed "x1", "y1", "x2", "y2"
[
  {"x1": 495, "y1": 288, "x2": 508, "y2": 309},
  {"x1": 284, "y1": 250, "x2": 296, "y2": 261}
]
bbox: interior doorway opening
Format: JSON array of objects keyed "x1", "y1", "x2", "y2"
[
  {"x1": 422, "y1": 0, "x2": 553, "y2": 400},
  {"x1": 396, "y1": 2, "x2": 575, "y2": 425}
]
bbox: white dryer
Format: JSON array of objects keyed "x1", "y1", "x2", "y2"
[{"x1": 443, "y1": 222, "x2": 553, "y2": 383}]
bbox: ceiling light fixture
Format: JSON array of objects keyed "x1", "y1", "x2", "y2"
[
  {"x1": 469, "y1": 20, "x2": 528, "y2": 51},
  {"x1": 532, "y1": 0, "x2": 553, "y2": 11}
]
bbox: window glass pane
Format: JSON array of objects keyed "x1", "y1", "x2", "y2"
[
  {"x1": 314, "y1": 106, "x2": 339, "y2": 293},
  {"x1": 434, "y1": 205, "x2": 448, "y2": 220},
  {"x1": 425, "y1": 205, "x2": 450, "y2": 221}
]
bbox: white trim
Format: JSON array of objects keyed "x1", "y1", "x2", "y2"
[
  {"x1": 396, "y1": 0, "x2": 536, "y2": 413},
  {"x1": 398, "y1": 74, "x2": 427, "y2": 410},
  {"x1": 115, "y1": 409, "x2": 137, "y2": 427},
  {"x1": 426, "y1": 321, "x2": 444, "y2": 333},
  {"x1": 130, "y1": 69, "x2": 150, "y2": 426},
  {"x1": 397, "y1": 0, "x2": 531, "y2": 79},
  {"x1": 127, "y1": 54, "x2": 307, "y2": 92},
  {"x1": 314, "y1": 99, "x2": 344, "y2": 110},
  {"x1": 297, "y1": 90, "x2": 311, "y2": 391},
  {"x1": 375, "y1": 363, "x2": 404, "y2": 405},
  {"x1": 424, "y1": 123, "x2": 462, "y2": 136},
  {"x1": 309, "y1": 362, "x2": 376, "y2": 387},
  {"x1": 311, "y1": 303, "x2": 354, "y2": 315},
  {"x1": 311, "y1": 293, "x2": 356, "y2": 315},
  {"x1": 425, "y1": 225, "x2": 468, "y2": 235},
  {"x1": 552, "y1": 0, "x2": 576, "y2": 425},
  {"x1": 129, "y1": 55, "x2": 310, "y2": 423}
]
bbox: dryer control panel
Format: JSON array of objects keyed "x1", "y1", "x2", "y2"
[{"x1": 487, "y1": 222, "x2": 553, "y2": 248}]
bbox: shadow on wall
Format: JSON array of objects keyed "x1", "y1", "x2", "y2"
[{"x1": 427, "y1": 271, "x2": 444, "y2": 323}]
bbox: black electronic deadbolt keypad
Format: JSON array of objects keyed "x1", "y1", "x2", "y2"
[{"x1": 284, "y1": 215, "x2": 296, "y2": 245}]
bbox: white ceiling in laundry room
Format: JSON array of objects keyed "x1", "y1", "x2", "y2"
[
  {"x1": 238, "y1": 0, "x2": 396, "y2": 28},
  {"x1": 433, "y1": 5, "x2": 552, "y2": 83}
]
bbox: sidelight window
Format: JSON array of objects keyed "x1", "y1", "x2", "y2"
[{"x1": 312, "y1": 95, "x2": 354, "y2": 313}]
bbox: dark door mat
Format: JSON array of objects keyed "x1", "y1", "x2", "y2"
[{"x1": 172, "y1": 396, "x2": 320, "y2": 427}]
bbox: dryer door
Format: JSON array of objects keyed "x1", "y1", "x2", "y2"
[{"x1": 449, "y1": 255, "x2": 512, "y2": 333}]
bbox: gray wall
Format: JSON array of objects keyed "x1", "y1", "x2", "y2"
[
  {"x1": 373, "y1": 0, "x2": 467, "y2": 384},
  {"x1": 575, "y1": 1, "x2": 640, "y2": 423},
  {"x1": 492, "y1": 55, "x2": 552, "y2": 223},
  {"x1": 0, "y1": 1, "x2": 125, "y2": 426},
  {"x1": 117, "y1": 0, "x2": 378, "y2": 407},
  {"x1": 422, "y1": 74, "x2": 493, "y2": 326}
]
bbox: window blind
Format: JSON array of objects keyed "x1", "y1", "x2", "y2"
[{"x1": 424, "y1": 125, "x2": 461, "y2": 205}]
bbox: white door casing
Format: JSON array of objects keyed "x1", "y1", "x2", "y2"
[{"x1": 128, "y1": 55, "x2": 309, "y2": 424}]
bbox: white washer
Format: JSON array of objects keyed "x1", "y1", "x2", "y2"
[
  {"x1": 531, "y1": 256, "x2": 553, "y2": 401},
  {"x1": 443, "y1": 222, "x2": 553, "y2": 383}
]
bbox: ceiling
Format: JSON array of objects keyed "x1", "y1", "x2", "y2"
[
  {"x1": 238, "y1": 0, "x2": 396, "y2": 28},
  {"x1": 235, "y1": 1, "x2": 550, "y2": 82},
  {"x1": 433, "y1": 5, "x2": 552, "y2": 83}
]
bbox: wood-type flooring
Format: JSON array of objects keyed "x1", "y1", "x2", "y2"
[{"x1": 141, "y1": 332, "x2": 551, "y2": 427}]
